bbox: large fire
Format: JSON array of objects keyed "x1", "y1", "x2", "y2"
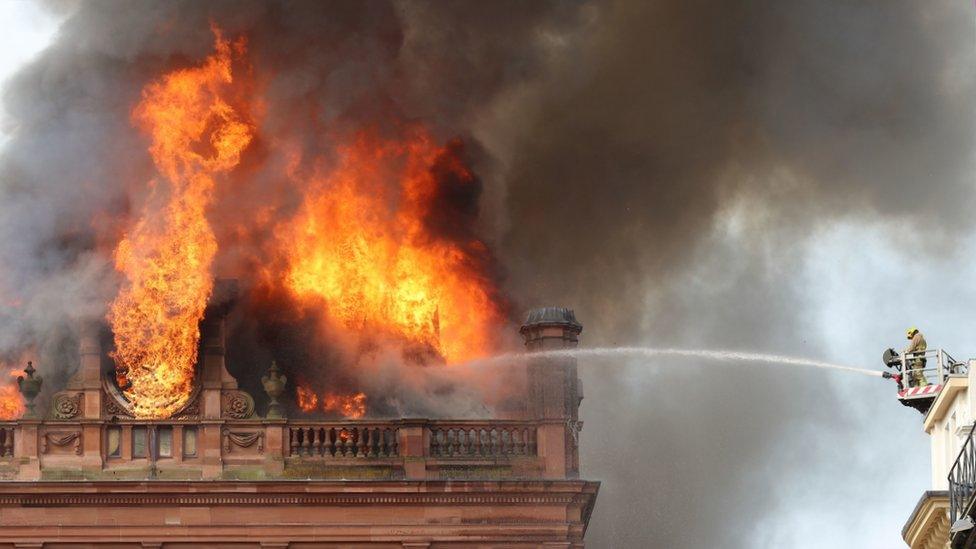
[
  {"x1": 278, "y1": 129, "x2": 505, "y2": 364},
  {"x1": 108, "y1": 28, "x2": 253, "y2": 418},
  {"x1": 0, "y1": 369, "x2": 25, "y2": 421},
  {"x1": 104, "y1": 25, "x2": 506, "y2": 419}
]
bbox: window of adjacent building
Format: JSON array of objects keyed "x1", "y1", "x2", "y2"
[
  {"x1": 158, "y1": 427, "x2": 173, "y2": 458},
  {"x1": 132, "y1": 426, "x2": 147, "y2": 458},
  {"x1": 183, "y1": 427, "x2": 197, "y2": 458},
  {"x1": 945, "y1": 421, "x2": 951, "y2": 470},
  {"x1": 106, "y1": 426, "x2": 121, "y2": 458},
  {"x1": 951, "y1": 413, "x2": 958, "y2": 460}
]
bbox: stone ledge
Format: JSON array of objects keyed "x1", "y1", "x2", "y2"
[{"x1": 0, "y1": 479, "x2": 600, "y2": 546}]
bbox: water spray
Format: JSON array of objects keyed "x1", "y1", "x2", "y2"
[{"x1": 465, "y1": 346, "x2": 884, "y2": 378}]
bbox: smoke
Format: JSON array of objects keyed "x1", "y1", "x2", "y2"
[
  {"x1": 0, "y1": 0, "x2": 973, "y2": 546},
  {"x1": 485, "y1": 1, "x2": 975, "y2": 547}
]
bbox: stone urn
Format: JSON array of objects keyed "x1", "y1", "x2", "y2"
[
  {"x1": 261, "y1": 361, "x2": 287, "y2": 419},
  {"x1": 16, "y1": 361, "x2": 42, "y2": 419}
]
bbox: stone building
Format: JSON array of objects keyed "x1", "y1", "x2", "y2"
[
  {"x1": 0, "y1": 305, "x2": 599, "y2": 548},
  {"x1": 897, "y1": 349, "x2": 973, "y2": 548}
]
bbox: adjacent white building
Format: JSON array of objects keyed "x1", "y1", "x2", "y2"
[{"x1": 900, "y1": 350, "x2": 976, "y2": 549}]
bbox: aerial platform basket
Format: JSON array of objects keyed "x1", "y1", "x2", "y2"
[{"x1": 884, "y1": 348, "x2": 967, "y2": 414}]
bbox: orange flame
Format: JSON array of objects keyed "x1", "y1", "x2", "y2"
[
  {"x1": 295, "y1": 378, "x2": 367, "y2": 419},
  {"x1": 0, "y1": 368, "x2": 25, "y2": 420},
  {"x1": 108, "y1": 27, "x2": 253, "y2": 418},
  {"x1": 295, "y1": 383, "x2": 319, "y2": 413},
  {"x1": 322, "y1": 392, "x2": 367, "y2": 419},
  {"x1": 278, "y1": 129, "x2": 505, "y2": 363}
]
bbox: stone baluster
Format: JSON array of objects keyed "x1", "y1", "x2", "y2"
[
  {"x1": 2, "y1": 428, "x2": 11, "y2": 457},
  {"x1": 430, "y1": 429, "x2": 440, "y2": 457},
  {"x1": 313, "y1": 428, "x2": 324, "y2": 457},
  {"x1": 303, "y1": 427, "x2": 313, "y2": 456},
  {"x1": 289, "y1": 429, "x2": 298, "y2": 456},
  {"x1": 319, "y1": 428, "x2": 329, "y2": 457},
  {"x1": 472, "y1": 429, "x2": 481, "y2": 456},
  {"x1": 343, "y1": 429, "x2": 353, "y2": 457},
  {"x1": 358, "y1": 428, "x2": 369, "y2": 458},
  {"x1": 452, "y1": 429, "x2": 461, "y2": 456},
  {"x1": 386, "y1": 429, "x2": 400, "y2": 456}
]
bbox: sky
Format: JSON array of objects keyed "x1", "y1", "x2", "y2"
[
  {"x1": 0, "y1": 2, "x2": 973, "y2": 548},
  {"x1": 0, "y1": 1, "x2": 61, "y2": 147}
]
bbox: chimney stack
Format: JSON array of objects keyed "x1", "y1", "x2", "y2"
[{"x1": 520, "y1": 307, "x2": 583, "y2": 478}]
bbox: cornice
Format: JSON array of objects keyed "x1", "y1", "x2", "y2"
[
  {"x1": 0, "y1": 479, "x2": 601, "y2": 508},
  {"x1": 0, "y1": 492, "x2": 585, "y2": 506}
]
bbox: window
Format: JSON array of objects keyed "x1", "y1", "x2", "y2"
[
  {"x1": 157, "y1": 427, "x2": 173, "y2": 458},
  {"x1": 106, "y1": 426, "x2": 121, "y2": 458},
  {"x1": 183, "y1": 427, "x2": 197, "y2": 458},
  {"x1": 132, "y1": 426, "x2": 147, "y2": 458}
]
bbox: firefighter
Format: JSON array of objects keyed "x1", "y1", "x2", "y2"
[{"x1": 904, "y1": 327, "x2": 928, "y2": 387}]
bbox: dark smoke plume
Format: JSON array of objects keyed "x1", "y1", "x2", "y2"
[{"x1": 0, "y1": 0, "x2": 973, "y2": 547}]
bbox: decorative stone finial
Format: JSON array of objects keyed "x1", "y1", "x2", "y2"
[
  {"x1": 261, "y1": 361, "x2": 287, "y2": 419},
  {"x1": 17, "y1": 361, "x2": 43, "y2": 419}
]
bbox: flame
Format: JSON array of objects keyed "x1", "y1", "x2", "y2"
[
  {"x1": 295, "y1": 379, "x2": 367, "y2": 419},
  {"x1": 322, "y1": 392, "x2": 367, "y2": 419},
  {"x1": 108, "y1": 27, "x2": 253, "y2": 418},
  {"x1": 278, "y1": 129, "x2": 505, "y2": 363},
  {"x1": 295, "y1": 383, "x2": 319, "y2": 413},
  {"x1": 0, "y1": 368, "x2": 25, "y2": 420}
]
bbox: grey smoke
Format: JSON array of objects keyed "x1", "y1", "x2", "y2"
[{"x1": 0, "y1": 1, "x2": 972, "y2": 547}]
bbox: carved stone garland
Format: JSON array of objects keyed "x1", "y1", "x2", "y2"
[
  {"x1": 42, "y1": 431, "x2": 82, "y2": 455},
  {"x1": 222, "y1": 429, "x2": 264, "y2": 454}
]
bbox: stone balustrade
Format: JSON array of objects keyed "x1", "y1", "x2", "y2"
[
  {"x1": 288, "y1": 423, "x2": 399, "y2": 458},
  {"x1": 0, "y1": 416, "x2": 571, "y2": 481},
  {"x1": 428, "y1": 421, "x2": 537, "y2": 458}
]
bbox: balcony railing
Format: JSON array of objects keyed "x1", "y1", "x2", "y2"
[
  {"x1": 0, "y1": 416, "x2": 573, "y2": 481},
  {"x1": 429, "y1": 421, "x2": 537, "y2": 458},
  {"x1": 288, "y1": 423, "x2": 399, "y2": 458},
  {"x1": 898, "y1": 348, "x2": 967, "y2": 389},
  {"x1": 949, "y1": 422, "x2": 976, "y2": 528}
]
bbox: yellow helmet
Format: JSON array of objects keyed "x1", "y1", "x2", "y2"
[{"x1": 906, "y1": 326, "x2": 918, "y2": 337}]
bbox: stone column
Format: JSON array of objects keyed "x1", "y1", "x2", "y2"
[
  {"x1": 68, "y1": 322, "x2": 105, "y2": 474},
  {"x1": 15, "y1": 420, "x2": 40, "y2": 480},
  {"x1": 200, "y1": 279, "x2": 239, "y2": 420},
  {"x1": 399, "y1": 419, "x2": 429, "y2": 480},
  {"x1": 71, "y1": 322, "x2": 103, "y2": 419},
  {"x1": 520, "y1": 308, "x2": 584, "y2": 479},
  {"x1": 198, "y1": 279, "x2": 239, "y2": 478}
]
